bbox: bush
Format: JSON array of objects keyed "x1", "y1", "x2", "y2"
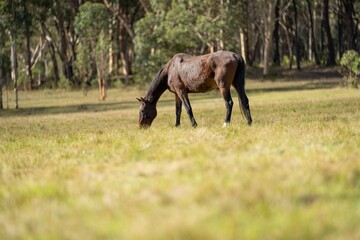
[
  {"x1": 57, "y1": 75, "x2": 73, "y2": 90},
  {"x1": 339, "y1": 50, "x2": 360, "y2": 88}
]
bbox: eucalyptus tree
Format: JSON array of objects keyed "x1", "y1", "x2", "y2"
[
  {"x1": 0, "y1": 0, "x2": 23, "y2": 108},
  {"x1": 134, "y1": 0, "x2": 225, "y2": 83},
  {"x1": 323, "y1": 0, "x2": 336, "y2": 65},
  {"x1": 75, "y1": 2, "x2": 109, "y2": 100},
  {"x1": 40, "y1": 0, "x2": 81, "y2": 84},
  {"x1": 103, "y1": 0, "x2": 145, "y2": 82},
  {"x1": 0, "y1": 31, "x2": 3, "y2": 110}
]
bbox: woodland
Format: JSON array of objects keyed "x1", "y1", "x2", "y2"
[
  {"x1": 0, "y1": 0, "x2": 359, "y2": 108},
  {"x1": 1, "y1": 1, "x2": 360, "y2": 239}
]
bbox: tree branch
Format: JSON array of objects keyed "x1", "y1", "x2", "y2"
[{"x1": 103, "y1": 0, "x2": 135, "y2": 40}]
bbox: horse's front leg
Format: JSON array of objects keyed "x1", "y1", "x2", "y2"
[
  {"x1": 220, "y1": 88, "x2": 233, "y2": 127},
  {"x1": 175, "y1": 94, "x2": 182, "y2": 127},
  {"x1": 177, "y1": 91, "x2": 197, "y2": 127}
]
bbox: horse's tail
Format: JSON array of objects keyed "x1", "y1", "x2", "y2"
[{"x1": 233, "y1": 54, "x2": 252, "y2": 125}]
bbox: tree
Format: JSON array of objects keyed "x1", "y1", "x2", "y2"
[
  {"x1": 292, "y1": 0, "x2": 301, "y2": 71},
  {"x1": 2, "y1": 0, "x2": 22, "y2": 109},
  {"x1": 306, "y1": 0, "x2": 320, "y2": 65},
  {"x1": 135, "y1": 0, "x2": 226, "y2": 83},
  {"x1": 0, "y1": 0, "x2": 359, "y2": 97},
  {"x1": 273, "y1": 0, "x2": 281, "y2": 65},
  {"x1": 0, "y1": 31, "x2": 3, "y2": 110},
  {"x1": 341, "y1": 0, "x2": 356, "y2": 51},
  {"x1": 263, "y1": 0, "x2": 277, "y2": 76},
  {"x1": 41, "y1": 0, "x2": 80, "y2": 84},
  {"x1": 22, "y1": 0, "x2": 33, "y2": 89},
  {"x1": 75, "y1": 2, "x2": 109, "y2": 100},
  {"x1": 339, "y1": 50, "x2": 360, "y2": 88},
  {"x1": 239, "y1": 0, "x2": 261, "y2": 66},
  {"x1": 323, "y1": 0, "x2": 336, "y2": 65},
  {"x1": 103, "y1": 0, "x2": 144, "y2": 82}
]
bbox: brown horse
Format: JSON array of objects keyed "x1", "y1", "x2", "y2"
[{"x1": 137, "y1": 51, "x2": 252, "y2": 128}]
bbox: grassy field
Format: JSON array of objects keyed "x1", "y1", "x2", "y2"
[{"x1": 1, "y1": 77, "x2": 360, "y2": 239}]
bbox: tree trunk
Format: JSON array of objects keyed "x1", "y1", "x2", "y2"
[
  {"x1": 240, "y1": 29, "x2": 246, "y2": 64},
  {"x1": 273, "y1": 0, "x2": 281, "y2": 66},
  {"x1": 306, "y1": 0, "x2": 321, "y2": 65},
  {"x1": 24, "y1": 2, "x2": 33, "y2": 90},
  {"x1": 49, "y1": 42, "x2": 60, "y2": 84},
  {"x1": 342, "y1": 0, "x2": 356, "y2": 50},
  {"x1": 96, "y1": 49, "x2": 106, "y2": 101},
  {"x1": 25, "y1": 27, "x2": 33, "y2": 90},
  {"x1": 0, "y1": 31, "x2": 3, "y2": 110},
  {"x1": 242, "y1": 0, "x2": 250, "y2": 65},
  {"x1": 282, "y1": 22, "x2": 294, "y2": 69},
  {"x1": 10, "y1": 34, "x2": 19, "y2": 109},
  {"x1": 119, "y1": 24, "x2": 130, "y2": 81},
  {"x1": 55, "y1": 17, "x2": 74, "y2": 83},
  {"x1": 219, "y1": 0, "x2": 225, "y2": 50},
  {"x1": 323, "y1": 0, "x2": 336, "y2": 65},
  {"x1": 293, "y1": 0, "x2": 301, "y2": 71},
  {"x1": 263, "y1": 0, "x2": 276, "y2": 77},
  {"x1": 101, "y1": 51, "x2": 106, "y2": 100},
  {"x1": 6, "y1": 72, "x2": 10, "y2": 109},
  {"x1": 337, "y1": 0, "x2": 343, "y2": 57},
  {"x1": 103, "y1": 0, "x2": 135, "y2": 40}
]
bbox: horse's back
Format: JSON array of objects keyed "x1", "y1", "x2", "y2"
[{"x1": 167, "y1": 51, "x2": 239, "y2": 93}]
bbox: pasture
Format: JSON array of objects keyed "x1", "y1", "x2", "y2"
[{"x1": 1, "y1": 75, "x2": 360, "y2": 239}]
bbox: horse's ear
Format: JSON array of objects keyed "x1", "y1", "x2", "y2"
[{"x1": 136, "y1": 97, "x2": 146, "y2": 102}]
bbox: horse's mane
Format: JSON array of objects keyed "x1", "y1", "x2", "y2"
[{"x1": 145, "y1": 64, "x2": 169, "y2": 103}]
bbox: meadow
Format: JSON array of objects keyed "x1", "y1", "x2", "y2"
[{"x1": 1, "y1": 75, "x2": 360, "y2": 239}]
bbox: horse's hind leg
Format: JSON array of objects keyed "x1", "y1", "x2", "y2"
[
  {"x1": 214, "y1": 65, "x2": 234, "y2": 127},
  {"x1": 220, "y1": 88, "x2": 233, "y2": 127},
  {"x1": 175, "y1": 94, "x2": 182, "y2": 127},
  {"x1": 177, "y1": 91, "x2": 197, "y2": 127},
  {"x1": 232, "y1": 81, "x2": 252, "y2": 126}
]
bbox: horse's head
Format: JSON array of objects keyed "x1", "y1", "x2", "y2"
[{"x1": 137, "y1": 97, "x2": 157, "y2": 128}]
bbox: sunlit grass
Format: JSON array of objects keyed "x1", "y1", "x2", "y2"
[{"x1": 1, "y1": 79, "x2": 360, "y2": 239}]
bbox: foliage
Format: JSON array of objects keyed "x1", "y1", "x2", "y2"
[
  {"x1": 75, "y1": 2, "x2": 109, "y2": 42},
  {"x1": 0, "y1": 51, "x2": 11, "y2": 77},
  {"x1": 339, "y1": 50, "x2": 360, "y2": 88},
  {"x1": 1, "y1": 0, "x2": 360, "y2": 93},
  {"x1": 134, "y1": 0, "x2": 225, "y2": 83},
  {"x1": 57, "y1": 75, "x2": 73, "y2": 90},
  {"x1": 134, "y1": 2, "x2": 197, "y2": 83},
  {"x1": 75, "y1": 2, "x2": 109, "y2": 86}
]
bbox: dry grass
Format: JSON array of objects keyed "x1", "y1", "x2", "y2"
[{"x1": 1, "y1": 79, "x2": 360, "y2": 239}]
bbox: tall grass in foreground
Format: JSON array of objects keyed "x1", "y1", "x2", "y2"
[{"x1": 0, "y1": 81, "x2": 360, "y2": 239}]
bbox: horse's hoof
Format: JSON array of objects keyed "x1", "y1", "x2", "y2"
[{"x1": 223, "y1": 122, "x2": 230, "y2": 128}]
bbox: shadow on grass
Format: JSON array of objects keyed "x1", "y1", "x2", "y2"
[
  {"x1": 248, "y1": 80, "x2": 339, "y2": 94},
  {"x1": 0, "y1": 80, "x2": 339, "y2": 118},
  {"x1": 0, "y1": 100, "x2": 138, "y2": 118}
]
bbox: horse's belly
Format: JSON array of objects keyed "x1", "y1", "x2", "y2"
[
  {"x1": 181, "y1": 66, "x2": 217, "y2": 93},
  {"x1": 188, "y1": 79, "x2": 217, "y2": 93}
]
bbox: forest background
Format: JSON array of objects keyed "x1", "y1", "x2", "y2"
[{"x1": 0, "y1": 0, "x2": 359, "y2": 108}]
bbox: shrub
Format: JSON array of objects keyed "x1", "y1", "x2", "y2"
[{"x1": 339, "y1": 50, "x2": 360, "y2": 88}]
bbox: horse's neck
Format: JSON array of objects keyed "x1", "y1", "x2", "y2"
[{"x1": 145, "y1": 68, "x2": 168, "y2": 104}]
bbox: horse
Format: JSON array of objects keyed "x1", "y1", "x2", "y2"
[{"x1": 137, "y1": 50, "x2": 252, "y2": 128}]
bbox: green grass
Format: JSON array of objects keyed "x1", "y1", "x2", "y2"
[{"x1": 1, "y1": 79, "x2": 360, "y2": 240}]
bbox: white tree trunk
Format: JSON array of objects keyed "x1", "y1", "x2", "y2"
[
  {"x1": 240, "y1": 29, "x2": 246, "y2": 64},
  {"x1": 10, "y1": 33, "x2": 19, "y2": 109}
]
